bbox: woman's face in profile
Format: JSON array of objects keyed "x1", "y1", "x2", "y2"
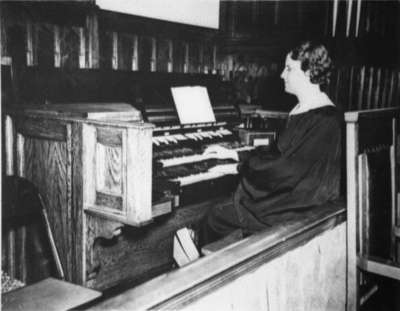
[{"x1": 280, "y1": 53, "x2": 310, "y2": 96}]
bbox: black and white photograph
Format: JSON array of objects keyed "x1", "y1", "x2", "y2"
[{"x1": 1, "y1": 0, "x2": 399, "y2": 310}]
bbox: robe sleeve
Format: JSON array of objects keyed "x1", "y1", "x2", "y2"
[{"x1": 239, "y1": 114, "x2": 340, "y2": 193}]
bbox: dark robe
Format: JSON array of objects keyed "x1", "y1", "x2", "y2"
[{"x1": 202, "y1": 106, "x2": 342, "y2": 243}]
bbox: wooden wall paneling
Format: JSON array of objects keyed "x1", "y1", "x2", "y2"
[
  {"x1": 188, "y1": 42, "x2": 199, "y2": 73},
  {"x1": 381, "y1": 69, "x2": 390, "y2": 108},
  {"x1": 365, "y1": 67, "x2": 373, "y2": 110},
  {"x1": 54, "y1": 25, "x2": 61, "y2": 67},
  {"x1": 79, "y1": 27, "x2": 86, "y2": 68},
  {"x1": 346, "y1": 0, "x2": 354, "y2": 37},
  {"x1": 340, "y1": 67, "x2": 351, "y2": 111},
  {"x1": 348, "y1": 66, "x2": 355, "y2": 110},
  {"x1": 4, "y1": 116, "x2": 15, "y2": 279},
  {"x1": 86, "y1": 10, "x2": 99, "y2": 69},
  {"x1": 172, "y1": 40, "x2": 184, "y2": 73},
  {"x1": 138, "y1": 36, "x2": 151, "y2": 72},
  {"x1": 374, "y1": 68, "x2": 382, "y2": 109},
  {"x1": 203, "y1": 44, "x2": 213, "y2": 74},
  {"x1": 183, "y1": 42, "x2": 189, "y2": 73},
  {"x1": 111, "y1": 32, "x2": 118, "y2": 70},
  {"x1": 132, "y1": 35, "x2": 139, "y2": 71},
  {"x1": 388, "y1": 71, "x2": 396, "y2": 108},
  {"x1": 117, "y1": 33, "x2": 133, "y2": 71},
  {"x1": 37, "y1": 23, "x2": 54, "y2": 68},
  {"x1": 150, "y1": 37, "x2": 156, "y2": 72},
  {"x1": 60, "y1": 26, "x2": 80, "y2": 68},
  {"x1": 397, "y1": 72, "x2": 400, "y2": 108},
  {"x1": 334, "y1": 67, "x2": 342, "y2": 108},
  {"x1": 167, "y1": 40, "x2": 173, "y2": 73},
  {"x1": 274, "y1": 1, "x2": 280, "y2": 26},
  {"x1": 70, "y1": 123, "x2": 85, "y2": 284},
  {"x1": 99, "y1": 30, "x2": 112, "y2": 69},
  {"x1": 357, "y1": 66, "x2": 365, "y2": 110},
  {"x1": 355, "y1": 0, "x2": 362, "y2": 37},
  {"x1": 26, "y1": 21, "x2": 38, "y2": 66},
  {"x1": 198, "y1": 44, "x2": 204, "y2": 73},
  {"x1": 156, "y1": 38, "x2": 170, "y2": 73}
]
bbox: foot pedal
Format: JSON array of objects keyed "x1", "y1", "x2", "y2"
[{"x1": 173, "y1": 227, "x2": 200, "y2": 267}]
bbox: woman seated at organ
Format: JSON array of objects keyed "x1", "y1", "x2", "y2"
[{"x1": 200, "y1": 41, "x2": 342, "y2": 244}]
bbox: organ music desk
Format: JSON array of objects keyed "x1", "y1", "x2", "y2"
[{"x1": 4, "y1": 101, "x2": 281, "y2": 291}]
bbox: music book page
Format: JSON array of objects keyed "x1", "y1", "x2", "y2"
[{"x1": 171, "y1": 86, "x2": 216, "y2": 124}]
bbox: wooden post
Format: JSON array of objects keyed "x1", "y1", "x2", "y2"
[{"x1": 346, "y1": 117, "x2": 359, "y2": 311}]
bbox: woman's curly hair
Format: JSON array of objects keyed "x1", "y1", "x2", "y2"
[{"x1": 290, "y1": 41, "x2": 333, "y2": 86}]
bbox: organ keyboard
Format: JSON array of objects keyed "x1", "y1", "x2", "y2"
[{"x1": 142, "y1": 85, "x2": 262, "y2": 209}]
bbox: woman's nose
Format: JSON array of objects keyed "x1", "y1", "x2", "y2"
[{"x1": 280, "y1": 70, "x2": 285, "y2": 79}]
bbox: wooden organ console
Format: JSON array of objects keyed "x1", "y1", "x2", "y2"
[{"x1": 4, "y1": 71, "x2": 286, "y2": 291}]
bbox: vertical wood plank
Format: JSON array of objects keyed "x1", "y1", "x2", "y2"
[
  {"x1": 126, "y1": 126, "x2": 153, "y2": 224},
  {"x1": 151, "y1": 37, "x2": 156, "y2": 72},
  {"x1": 5, "y1": 115, "x2": 14, "y2": 175},
  {"x1": 54, "y1": 25, "x2": 61, "y2": 67},
  {"x1": 274, "y1": 1, "x2": 280, "y2": 26},
  {"x1": 16, "y1": 132, "x2": 26, "y2": 282},
  {"x1": 332, "y1": 0, "x2": 339, "y2": 36},
  {"x1": 366, "y1": 67, "x2": 374, "y2": 110},
  {"x1": 374, "y1": 68, "x2": 382, "y2": 109},
  {"x1": 79, "y1": 27, "x2": 86, "y2": 69},
  {"x1": 212, "y1": 44, "x2": 217, "y2": 74},
  {"x1": 388, "y1": 71, "x2": 395, "y2": 108},
  {"x1": 71, "y1": 122, "x2": 85, "y2": 284},
  {"x1": 357, "y1": 66, "x2": 365, "y2": 110},
  {"x1": 183, "y1": 43, "x2": 189, "y2": 73},
  {"x1": 167, "y1": 40, "x2": 173, "y2": 73},
  {"x1": 355, "y1": 0, "x2": 362, "y2": 37},
  {"x1": 112, "y1": 32, "x2": 118, "y2": 70},
  {"x1": 132, "y1": 35, "x2": 138, "y2": 71},
  {"x1": 381, "y1": 69, "x2": 389, "y2": 108},
  {"x1": 346, "y1": 0, "x2": 354, "y2": 37},
  {"x1": 86, "y1": 11, "x2": 99, "y2": 69},
  {"x1": 82, "y1": 124, "x2": 96, "y2": 207},
  {"x1": 346, "y1": 120, "x2": 359, "y2": 311},
  {"x1": 390, "y1": 118, "x2": 398, "y2": 261}
]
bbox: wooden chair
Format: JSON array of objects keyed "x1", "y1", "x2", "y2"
[
  {"x1": 345, "y1": 107, "x2": 400, "y2": 310},
  {"x1": 2, "y1": 176, "x2": 101, "y2": 310}
]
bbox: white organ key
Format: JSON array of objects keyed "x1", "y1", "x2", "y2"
[
  {"x1": 165, "y1": 135, "x2": 178, "y2": 143},
  {"x1": 160, "y1": 153, "x2": 214, "y2": 167},
  {"x1": 172, "y1": 165, "x2": 238, "y2": 186},
  {"x1": 193, "y1": 133, "x2": 204, "y2": 140},
  {"x1": 157, "y1": 136, "x2": 170, "y2": 144},
  {"x1": 175, "y1": 134, "x2": 187, "y2": 140},
  {"x1": 152, "y1": 137, "x2": 160, "y2": 146},
  {"x1": 159, "y1": 145, "x2": 255, "y2": 167},
  {"x1": 186, "y1": 133, "x2": 199, "y2": 140}
]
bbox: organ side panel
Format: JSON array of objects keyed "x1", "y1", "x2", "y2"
[{"x1": 11, "y1": 116, "x2": 84, "y2": 283}]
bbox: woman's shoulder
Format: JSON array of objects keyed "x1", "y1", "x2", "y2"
[{"x1": 308, "y1": 106, "x2": 343, "y2": 123}]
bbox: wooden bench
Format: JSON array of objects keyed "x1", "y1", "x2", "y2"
[{"x1": 2, "y1": 277, "x2": 101, "y2": 311}]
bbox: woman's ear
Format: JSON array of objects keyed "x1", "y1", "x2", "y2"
[{"x1": 304, "y1": 70, "x2": 311, "y2": 78}]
